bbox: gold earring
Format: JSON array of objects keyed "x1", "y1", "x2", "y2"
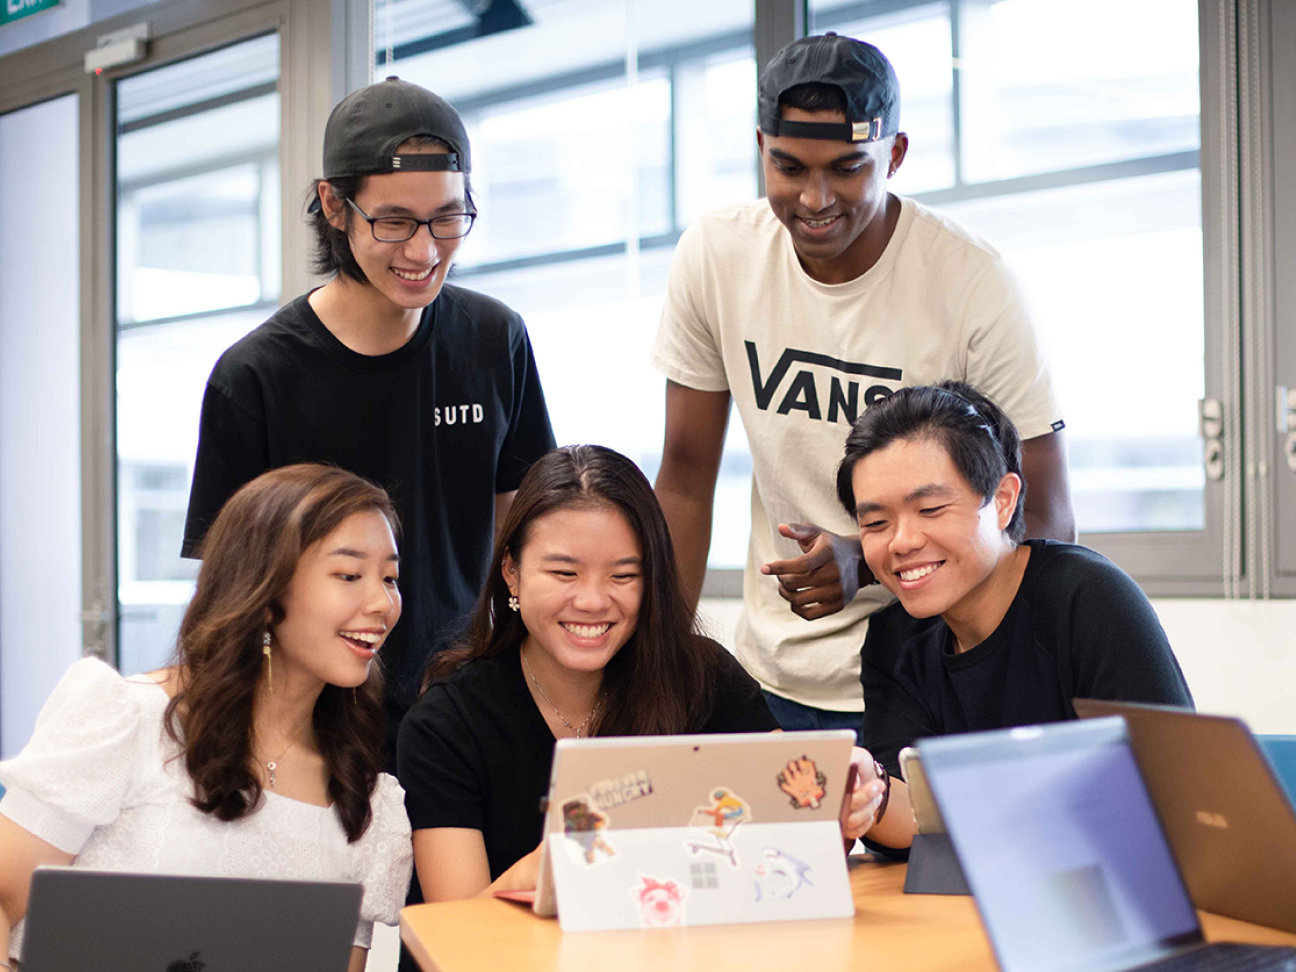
[{"x1": 263, "y1": 631, "x2": 273, "y2": 694}]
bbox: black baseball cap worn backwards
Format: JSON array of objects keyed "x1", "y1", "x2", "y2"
[
  {"x1": 321, "y1": 76, "x2": 472, "y2": 178},
  {"x1": 758, "y1": 32, "x2": 900, "y2": 144}
]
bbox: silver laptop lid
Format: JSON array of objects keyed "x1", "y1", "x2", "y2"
[
  {"x1": 23, "y1": 869, "x2": 363, "y2": 972},
  {"x1": 919, "y1": 719, "x2": 1203, "y2": 972}
]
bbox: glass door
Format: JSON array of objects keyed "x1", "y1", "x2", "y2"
[
  {"x1": 114, "y1": 33, "x2": 281, "y2": 675},
  {"x1": 0, "y1": 93, "x2": 82, "y2": 756}
]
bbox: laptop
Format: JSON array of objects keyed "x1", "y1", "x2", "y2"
[
  {"x1": 1074, "y1": 698, "x2": 1296, "y2": 934},
  {"x1": 21, "y1": 868, "x2": 364, "y2": 972},
  {"x1": 531, "y1": 730, "x2": 856, "y2": 932},
  {"x1": 918, "y1": 719, "x2": 1296, "y2": 972}
]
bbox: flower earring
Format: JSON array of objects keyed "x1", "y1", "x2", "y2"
[
  {"x1": 507, "y1": 594, "x2": 520, "y2": 612},
  {"x1": 262, "y1": 631, "x2": 273, "y2": 694}
]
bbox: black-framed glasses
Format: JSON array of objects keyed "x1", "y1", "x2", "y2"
[{"x1": 346, "y1": 198, "x2": 476, "y2": 241}]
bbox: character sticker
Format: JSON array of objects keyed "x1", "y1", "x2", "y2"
[
  {"x1": 588, "y1": 769, "x2": 653, "y2": 811},
  {"x1": 561, "y1": 796, "x2": 616, "y2": 865},
  {"x1": 686, "y1": 786, "x2": 751, "y2": 867},
  {"x1": 777, "y1": 756, "x2": 827, "y2": 809},
  {"x1": 753, "y1": 847, "x2": 814, "y2": 902},
  {"x1": 629, "y1": 874, "x2": 687, "y2": 927}
]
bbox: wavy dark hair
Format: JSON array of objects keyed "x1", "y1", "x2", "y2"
[
  {"x1": 308, "y1": 136, "x2": 477, "y2": 284},
  {"x1": 165, "y1": 463, "x2": 399, "y2": 841},
  {"x1": 427, "y1": 445, "x2": 725, "y2": 736},
  {"x1": 835, "y1": 381, "x2": 1028, "y2": 542}
]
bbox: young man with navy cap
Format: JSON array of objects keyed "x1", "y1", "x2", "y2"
[
  {"x1": 652, "y1": 34, "x2": 1076, "y2": 736},
  {"x1": 184, "y1": 78, "x2": 555, "y2": 760}
]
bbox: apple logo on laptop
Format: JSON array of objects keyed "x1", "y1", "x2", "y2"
[{"x1": 166, "y1": 951, "x2": 205, "y2": 972}]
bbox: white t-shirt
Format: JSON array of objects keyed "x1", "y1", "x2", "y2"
[
  {"x1": 0, "y1": 658, "x2": 413, "y2": 959},
  {"x1": 651, "y1": 196, "x2": 1062, "y2": 711}
]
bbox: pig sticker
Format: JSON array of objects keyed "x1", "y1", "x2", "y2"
[{"x1": 630, "y1": 874, "x2": 687, "y2": 928}]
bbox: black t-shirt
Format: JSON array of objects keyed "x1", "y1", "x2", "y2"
[
  {"x1": 182, "y1": 287, "x2": 556, "y2": 724},
  {"x1": 861, "y1": 540, "x2": 1194, "y2": 778},
  {"x1": 397, "y1": 642, "x2": 780, "y2": 892}
]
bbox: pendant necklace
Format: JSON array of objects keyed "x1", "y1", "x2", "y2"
[
  {"x1": 522, "y1": 650, "x2": 603, "y2": 738},
  {"x1": 260, "y1": 722, "x2": 307, "y2": 788}
]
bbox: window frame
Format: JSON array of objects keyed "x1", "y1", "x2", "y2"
[{"x1": 374, "y1": 0, "x2": 1287, "y2": 599}]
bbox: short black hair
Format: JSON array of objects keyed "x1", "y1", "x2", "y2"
[
  {"x1": 778, "y1": 81, "x2": 849, "y2": 116},
  {"x1": 835, "y1": 381, "x2": 1028, "y2": 542}
]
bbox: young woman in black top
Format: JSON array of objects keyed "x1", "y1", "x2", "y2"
[
  {"x1": 398, "y1": 445, "x2": 886, "y2": 901},
  {"x1": 834, "y1": 381, "x2": 1193, "y2": 851}
]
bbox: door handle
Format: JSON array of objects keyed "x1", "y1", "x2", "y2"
[{"x1": 1199, "y1": 398, "x2": 1225, "y2": 481}]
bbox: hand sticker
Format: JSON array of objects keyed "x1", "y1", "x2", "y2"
[{"x1": 777, "y1": 756, "x2": 827, "y2": 809}]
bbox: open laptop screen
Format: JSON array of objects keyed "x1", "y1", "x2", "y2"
[{"x1": 920, "y1": 720, "x2": 1201, "y2": 972}]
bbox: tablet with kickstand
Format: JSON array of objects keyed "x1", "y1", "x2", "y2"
[{"x1": 530, "y1": 730, "x2": 856, "y2": 932}]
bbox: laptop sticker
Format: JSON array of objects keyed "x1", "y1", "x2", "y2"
[
  {"x1": 629, "y1": 874, "x2": 687, "y2": 928},
  {"x1": 777, "y1": 756, "x2": 827, "y2": 809},
  {"x1": 686, "y1": 786, "x2": 751, "y2": 867},
  {"x1": 689, "y1": 861, "x2": 720, "y2": 890},
  {"x1": 561, "y1": 796, "x2": 617, "y2": 865},
  {"x1": 753, "y1": 847, "x2": 814, "y2": 902},
  {"x1": 588, "y1": 769, "x2": 653, "y2": 810}
]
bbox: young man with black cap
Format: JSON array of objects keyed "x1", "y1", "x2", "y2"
[
  {"x1": 183, "y1": 78, "x2": 555, "y2": 760},
  {"x1": 652, "y1": 34, "x2": 1076, "y2": 737}
]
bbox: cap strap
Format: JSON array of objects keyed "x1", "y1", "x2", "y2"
[
  {"x1": 391, "y1": 153, "x2": 463, "y2": 172},
  {"x1": 769, "y1": 117, "x2": 883, "y2": 143}
]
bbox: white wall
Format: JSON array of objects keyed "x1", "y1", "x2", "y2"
[
  {"x1": 698, "y1": 598, "x2": 1296, "y2": 735},
  {"x1": 1154, "y1": 599, "x2": 1296, "y2": 734}
]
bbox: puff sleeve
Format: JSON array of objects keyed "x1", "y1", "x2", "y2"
[
  {"x1": 350, "y1": 772, "x2": 414, "y2": 948},
  {"x1": 0, "y1": 658, "x2": 150, "y2": 855}
]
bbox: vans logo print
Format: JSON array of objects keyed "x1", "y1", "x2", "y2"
[{"x1": 745, "y1": 342, "x2": 901, "y2": 424}]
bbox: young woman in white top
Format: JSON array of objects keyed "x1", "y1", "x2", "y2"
[{"x1": 0, "y1": 464, "x2": 413, "y2": 971}]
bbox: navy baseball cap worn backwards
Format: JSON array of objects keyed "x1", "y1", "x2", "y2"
[
  {"x1": 759, "y1": 32, "x2": 900, "y2": 143},
  {"x1": 322, "y1": 76, "x2": 471, "y2": 179}
]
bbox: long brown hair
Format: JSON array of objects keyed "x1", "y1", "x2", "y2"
[
  {"x1": 428, "y1": 445, "x2": 725, "y2": 735},
  {"x1": 166, "y1": 463, "x2": 398, "y2": 841}
]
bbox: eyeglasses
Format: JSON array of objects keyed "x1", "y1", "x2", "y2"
[{"x1": 345, "y1": 198, "x2": 476, "y2": 241}]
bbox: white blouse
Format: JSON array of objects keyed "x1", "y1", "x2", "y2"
[{"x1": 0, "y1": 658, "x2": 412, "y2": 958}]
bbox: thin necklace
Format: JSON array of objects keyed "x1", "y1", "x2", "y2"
[
  {"x1": 522, "y1": 650, "x2": 603, "y2": 738},
  {"x1": 259, "y1": 721, "x2": 308, "y2": 788}
]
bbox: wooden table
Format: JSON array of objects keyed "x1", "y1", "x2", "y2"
[{"x1": 401, "y1": 857, "x2": 1296, "y2": 972}]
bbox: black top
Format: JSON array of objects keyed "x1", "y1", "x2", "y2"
[
  {"x1": 182, "y1": 287, "x2": 556, "y2": 725},
  {"x1": 397, "y1": 642, "x2": 780, "y2": 892},
  {"x1": 861, "y1": 540, "x2": 1194, "y2": 778}
]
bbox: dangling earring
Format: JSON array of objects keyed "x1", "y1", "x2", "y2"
[
  {"x1": 262, "y1": 631, "x2": 273, "y2": 694},
  {"x1": 353, "y1": 686, "x2": 358, "y2": 706},
  {"x1": 508, "y1": 594, "x2": 520, "y2": 612}
]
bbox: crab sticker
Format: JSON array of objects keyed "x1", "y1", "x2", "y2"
[
  {"x1": 753, "y1": 847, "x2": 814, "y2": 902},
  {"x1": 686, "y1": 786, "x2": 751, "y2": 867},
  {"x1": 629, "y1": 874, "x2": 687, "y2": 927},
  {"x1": 561, "y1": 796, "x2": 616, "y2": 864},
  {"x1": 777, "y1": 756, "x2": 827, "y2": 809}
]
